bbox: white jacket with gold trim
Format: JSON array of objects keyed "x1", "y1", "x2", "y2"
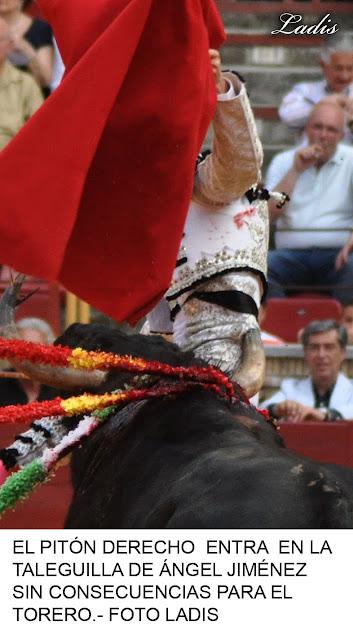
[{"x1": 166, "y1": 72, "x2": 268, "y2": 304}]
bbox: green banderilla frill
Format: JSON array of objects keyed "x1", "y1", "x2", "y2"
[
  {"x1": 0, "y1": 459, "x2": 47, "y2": 517},
  {"x1": 0, "y1": 405, "x2": 118, "y2": 518}
]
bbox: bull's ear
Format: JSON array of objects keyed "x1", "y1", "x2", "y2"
[{"x1": 234, "y1": 327, "x2": 265, "y2": 398}]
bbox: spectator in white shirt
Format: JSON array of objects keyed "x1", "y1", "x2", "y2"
[
  {"x1": 261, "y1": 320, "x2": 353, "y2": 422},
  {"x1": 279, "y1": 34, "x2": 353, "y2": 144},
  {"x1": 266, "y1": 100, "x2": 353, "y2": 304}
]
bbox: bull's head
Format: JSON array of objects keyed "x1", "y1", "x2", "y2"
[{"x1": 0, "y1": 275, "x2": 106, "y2": 390}]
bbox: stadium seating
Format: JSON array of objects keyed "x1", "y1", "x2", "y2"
[{"x1": 262, "y1": 297, "x2": 342, "y2": 343}]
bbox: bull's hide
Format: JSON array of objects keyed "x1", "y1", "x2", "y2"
[{"x1": 54, "y1": 323, "x2": 353, "y2": 529}]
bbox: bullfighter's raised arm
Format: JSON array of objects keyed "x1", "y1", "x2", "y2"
[{"x1": 194, "y1": 58, "x2": 263, "y2": 206}]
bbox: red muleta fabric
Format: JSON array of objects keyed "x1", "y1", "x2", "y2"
[{"x1": 0, "y1": 0, "x2": 225, "y2": 323}]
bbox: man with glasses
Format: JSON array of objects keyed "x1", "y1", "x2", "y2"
[{"x1": 261, "y1": 319, "x2": 353, "y2": 421}]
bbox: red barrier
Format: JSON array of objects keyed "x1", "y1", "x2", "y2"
[
  {"x1": 262, "y1": 297, "x2": 342, "y2": 343},
  {"x1": 279, "y1": 421, "x2": 353, "y2": 468}
]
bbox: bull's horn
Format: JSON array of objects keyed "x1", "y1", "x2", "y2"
[
  {"x1": 234, "y1": 327, "x2": 265, "y2": 399},
  {"x1": 0, "y1": 274, "x2": 26, "y2": 337},
  {"x1": 10, "y1": 360, "x2": 107, "y2": 390},
  {"x1": 0, "y1": 275, "x2": 106, "y2": 390}
]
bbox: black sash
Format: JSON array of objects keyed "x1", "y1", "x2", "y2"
[{"x1": 189, "y1": 290, "x2": 259, "y2": 318}]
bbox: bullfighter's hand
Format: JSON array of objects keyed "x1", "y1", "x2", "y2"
[{"x1": 209, "y1": 49, "x2": 228, "y2": 94}]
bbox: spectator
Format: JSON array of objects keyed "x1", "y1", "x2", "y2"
[
  {"x1": 0, "y1": 316, "x2": 56, "y2": 405},
  {"x1": 261, "y1": 319, "x2": 353, "y2": 422},
  {"x1": 267, "y1": 101, "x2": 353, "y2": 304},
  {"x1": 0, "y1": 0, "x2": 54, "y2": 95},
  {"x1": 341, "y1": 301, "x2": 353, "y2": 344},
  {"x1": 279, "y1": 34, "x2": 353, "y2": 144},
  {"x1": 0, "y1": 16, "x2": 43, "y2": 150},
  {"x1": 17, "y1": 315, "x2": 55, "y2": 343}
]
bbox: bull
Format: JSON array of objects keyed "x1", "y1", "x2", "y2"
[
  {"x1": 1, "y1": 279, "x2": 353, "y2": 528},
  {"x1": 62, "y1": 323, "x2": 353, "y2": 528}
]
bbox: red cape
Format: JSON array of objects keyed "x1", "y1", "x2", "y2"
[{"x1": 0, "y1": 0, "x2": 225, "y2": 323}]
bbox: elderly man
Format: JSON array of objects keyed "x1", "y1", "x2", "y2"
[
  {"x1": 0, "y1": 16, "x2": 43, "y2": 150},
  {"x1": 267, "y1": 101, "x2": 353, "y2": 303},
  {"x1": 262, "y1": 319, "x2": 353, "y2": 422},
  {"x1": 279, "y1": 35, "x2": 353, "y2": 143}
]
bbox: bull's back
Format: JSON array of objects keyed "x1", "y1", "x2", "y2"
[{"x1": 65, "y1": 397, "x2": 353, "y2": 529}]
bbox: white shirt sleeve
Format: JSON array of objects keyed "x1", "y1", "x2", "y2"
[
  {"x1": 260, "y1": 387, "x2": 287, "y2": 409},
  {"x1": 278, "y1": 83, "x2": 316, "y2": 129},
  {"x1": 217, "y1": 79, "x2": 236, "y2": 101},
  {"x1": 50, "y1": 39, "x2": 65, "y2": 92},
  {"x1": 334, "y1": 403, "x2": 353, "y2": 420},
  {"x1": 265, "y1": 151, "x2": 293, "y2": 191}
]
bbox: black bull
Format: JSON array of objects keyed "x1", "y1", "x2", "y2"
[{"x1": 54, "y1": 323, "x2": 353, "y2": 529}]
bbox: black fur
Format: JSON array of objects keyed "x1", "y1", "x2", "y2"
[{"x1": 54, "y1": 324, "x2": 353, "y2": 529}]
